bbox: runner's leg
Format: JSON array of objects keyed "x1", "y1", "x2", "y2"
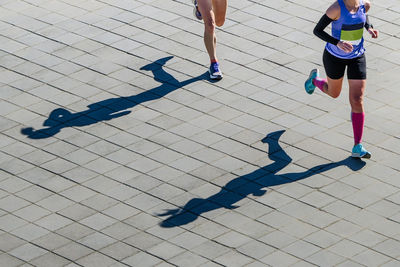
[
  {"x1": 198, "y1": 0, "x2": 225, "y2": 79},
  {"x1": 306, "y1": 50, "x2": 344, "y2": 97},
  {"x1": 349, "y1": 79, "x2": 370, "y2": 158},
  {"x1": 198, "y1": 0, "x2": 217, "y2": 62},
  {"x1": 323, "y1": 77, "x2": 343, "y2": 98},
  {"x1": 349, "y1": 79, "x2": 366, "y2": 143}
]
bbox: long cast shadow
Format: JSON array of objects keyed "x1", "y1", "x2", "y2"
[
  {"x1": 21, "y1": 56, "x2": 208, "y2": 139},
  {"x1": 158, "y1": 130, "x2": 366, "y2": 227}
]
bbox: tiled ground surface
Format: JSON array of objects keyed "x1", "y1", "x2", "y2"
[{"x1": 1, "y1": 0, "x2": 400, "y2": 266}]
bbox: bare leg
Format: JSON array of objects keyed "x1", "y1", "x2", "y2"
[
  {"x1": 349, "y1": 79, "x2": 366, "y2": 146},
  {"x1": 197, "y1": 0, "x2": 227, "y2": 62},
  {"x1": 348, "y1": 79, "x2": 366, "y2": 113},
  {"x1": 198, "y1": 0, "x2": 217, "y2": 61},
  {"x1": 322, "y1": 77, "x2": 344, "y2": 98},
  {"x1": 348, "y1": 78, "x2": 370, "y2": 157}
]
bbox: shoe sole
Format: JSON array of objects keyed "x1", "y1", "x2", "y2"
[
  {"x1": 351, "y1": 152, "x2": 371, "y2": 159},
  {"x1": 209, "y1": 72, "x2": 223, "y2": 80}
]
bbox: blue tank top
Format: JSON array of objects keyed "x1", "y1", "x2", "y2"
[{"x1": 326, "y1": 0, "x2": 366, "y2": 59}]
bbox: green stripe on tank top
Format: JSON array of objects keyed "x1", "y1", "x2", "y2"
[{"x1": 340, "y1": 28, "x2": 363, "y2": 41}]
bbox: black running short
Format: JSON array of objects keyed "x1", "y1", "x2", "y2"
[{"x1": 323, "y1": 49, "x2": 366, "y2": 80}]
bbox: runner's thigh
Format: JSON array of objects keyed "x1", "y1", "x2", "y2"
[
  {"x1": 212, "y1": 0, "x2": 227, "y2": 26},
  {"x1": 198, "y1": 0, "x2": 214, "y2": 22}
]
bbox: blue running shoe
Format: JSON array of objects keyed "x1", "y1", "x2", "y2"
[
  {"x1": 192, "y1": 0, "x2": 202, "y2": 20},
  {"x1": 209, "y1": 62, "x2": 223, "y2": 80},
  {"x1": 352, "y1": 144, "x2": 371, "y2": 159},
  {"x1": 305, "y1": 69, "x2": 319, "y2": 95}
]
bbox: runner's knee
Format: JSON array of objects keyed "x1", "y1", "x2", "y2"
[
  {"x1": 327, "y1": 84, "x2": 342, "y2": 98},
  {"x1": 350, "y1": 94, "x2": 363, "y2": 106},
  {"x1": 215, "y1": 18, "x2": 225, "y2": 27},
  {"x1": 330, "y1": 92, "x2": 340, "y2": 98},
  {"x1": 204, "y1": 17, "x2": 216, "y2": 32}
]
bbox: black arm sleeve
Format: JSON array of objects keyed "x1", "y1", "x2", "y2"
[
  {"x1": 364, "y1": 15, "x2": 373, "y2": 30},
  {"x1": 313, "y1": 14, "x2": 340, "y2": 45}
]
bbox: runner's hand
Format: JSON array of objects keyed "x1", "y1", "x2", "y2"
[
  {"x1": 337, "y1": 41, "x2": 353, "y2": 53},
  {"x1": 368, "y1": 28, "x2": 378, "y2": 38}
]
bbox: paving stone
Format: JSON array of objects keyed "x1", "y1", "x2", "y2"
[
  {"x1": 233, "y1": 220, "x2": 274, "y2": 239},
  {"x1": 325, "y1": 220, "x2": 363, "y2": 239},
  {"x1": 0, "y1": 214, "x2": 27, "y2": 232},
  {"x1": 11, "y1": 223, "x2": 49, "y2": 242},
  {"x1": 56, "y1": 223, "x2": 95, "y2": 242},
  {"x1": 39, "y1": 176, "x2": 75, "y2": 193},
  {"x1": 169, "y1": 250, "x2": 208, "y2": 267},
  {"x1": 32, "y1": 232, "x2": 71, "y2": 251},
  {"x1": 78, "y1": 232, "x2": 116, "y2": 250},
  {"x1": 373, "y1": 239, "x2": 400, "y2": 259},
  {"x1": 100, "y1": 241, "x2": 139, "y2": 261},
  {"x1": 60, "y1": 185, "x2": 97, "y2": 202},
  {"x1": 0, "y1": 253, "x2": 24, "y2": 267},
  {"x1": 53, "y1": 242, "x2": 94, "y2": 261},
  {"x1": 9, "y1": 243, "x2": 47, "y2": 262},
  {"x1": 352, "y1": 249, "x2": 392, "y2": 266},
  {"x1": 122, "y1": 251, "x2": 162, "y2": 267},
  {"x1": 123, "y1": 231, "x2": 163, "y2": 251},
  {"x1": 328, "y1": 239, "x2": 367, "y2": 259},
  {"x1": 0, "y1": 232, "x2": 26, "y2": 252},
  {"x1": 191, "y1": 240, "x2": 230, "y2": 260},
  {"x1": 35, "y1": 214, "x2": 73, "y2": 232},
  {"x1": 280, "y1": 220, "x2": 319, "y2": 240},
  {"x1": 214, "y1": 250, "x2": 253, "y2": 267},
  {"x1": 381, "y1": 260, "x2": 400, "y2": 267},
  {"x1": 366, "y1": 199, "x2": 400, "y2": 217},
  {"x1": 259, "y1": 230, "x2": 296, "y2": 249},
  {"x1": 36, "y1": 194, "x2": 74, "y2": 212},
  {"x1": 0, "y1": 195, "x2": 30, "y2": 212},
  {"x1": 29, "y1": 252, "x2": 71, "y2": 267},
  {"x1": 80, "y1": 213, "x2": 117, "y2": 231},
  {"x1": 148, "y1": 241, "x2": 185, "y2": 260},
  {"x1": 40, "y1": 158, "x2": 77, "y2": 174},
  {"x1": 214, "y1": 230, "x2": 252, "y2": 249},
  {"x1": 303, "y1": 230, "x2": 342, "y2": 249},
  {"x1": 125, "y1": 193, "x2": 163, "y2": 211},
  {"x1": 335, "y1": 260, "x2": 365, "y2": 267},
  {"x1": 58, "y1": 203, "x2": 97, "y2": 221},
  {"x1": 306, "y1": 249, "x2": 345, "y2": 266},
  {"x1": 237, "y1": 240, "x2": 275, "y2": 260},
  {"x1": 260, "y1": 250, "x2": 299, "y2": 266},
  {"x1": 322, "y1": 200, "x2": 361, "y2": 219},
  {"x1": 282, "y1": 239, "x2": 320, "y2": 259}
]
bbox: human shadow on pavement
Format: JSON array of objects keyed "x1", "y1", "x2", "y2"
[
  {"x1": 158, "y1": 130, "x2": 366, "y2": 228},
  {"x1": 21, "y1": 56, "x2": 208, "y2": 139}
]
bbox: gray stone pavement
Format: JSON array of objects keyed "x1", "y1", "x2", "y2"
[{"x1": 1, "y1": 0, "x2": 400, "y2": 266}]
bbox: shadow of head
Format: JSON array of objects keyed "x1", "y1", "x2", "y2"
[
  {"x1": 262, "y1": 130, "x2": 285, "y2": 143},
  {"x1": 20, "y1": 127, "x2": 34, "y2": 136},
  {"x1": 43, "y1": 108, "x2": 72, "y2": 126},
  {"x1": 20, "y1": 108, "x2": 70, "y2": 138},
  {"x1": 140, "y1": 56, "x2": 174, "y2": 71}
]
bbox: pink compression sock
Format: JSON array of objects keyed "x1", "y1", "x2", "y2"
[
  {"x1": 351, "y1": 112, "x2": 365, "y2": 145},
  {"x1": 312, "y1": 78, "x2": 327, "y2": 91}
]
